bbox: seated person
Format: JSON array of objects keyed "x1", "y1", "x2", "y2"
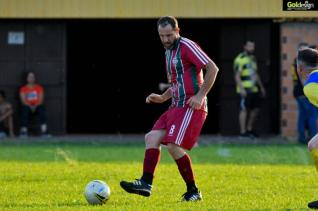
[
  {"x1": 19, "y1": 72, "x2": 49, "y2": 137},
  {"x1": 0, "y1": 90, "x2": 14, "y2": 138}
]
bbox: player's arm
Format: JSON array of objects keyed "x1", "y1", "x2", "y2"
[
  {"x1": 19, "y1": 92, "x2": 29, "y2": 106},
  {"x1": 187, "y1": 60, "x2": 219, "y2": 110},
  {"x1": 291, "y1": 62, "x2": 298, "y2": 86},
  {"x1": 0, "y1": 104, "x2": 13, "y2": 122},
  {"x1": 234, "y1": 60, "x2": 246, "y2": 97},
  {"x1": 146, "y1": 87, "x2": 172, "y2": 104},
  {"x1": 38, "y1": 91, "x2": 44, "y2": 105},
  {"x1": 7, "y1": 113, "x2": 14, "y2": 137},
  {"x1": 234, "y1": 70, "x2": 246, "y2": 97},
  {"x1": 256, "y1": 73, "x2": 266, "y2": 97}
]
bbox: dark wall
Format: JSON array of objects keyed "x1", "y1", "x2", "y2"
[
  {"x1": 67, "y1": 19, "x2": 280, "y2": 135},
  {"x1": 0, "y1": 21, "x2": 66, "y2": 135},
  {"x1": 67, "y1": 20, "x2": 167, "y2": 133}
]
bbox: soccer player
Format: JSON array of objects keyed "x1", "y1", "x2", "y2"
[
  {"x1": 296, "y1": 48, "x2": 318, "y2": 209},
  {"x1": 291, "y1": 43, "x2": 317, "y2": 144},
  {"x1": 120, "y1": 16, "x2": 219, "y2": 201}
]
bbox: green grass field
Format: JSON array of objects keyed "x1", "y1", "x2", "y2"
[{"x1": 0, "y1": 141, "x2": 317, "y2": 210}]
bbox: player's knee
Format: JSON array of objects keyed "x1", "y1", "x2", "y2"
[
  {"x1": 145, "y1": 131, "x2": 160, "y2": 148},
  {"x1": 145, "y1": 132, "x2": 151, "y2": 142},
  {"x1": 166, "y1": 143, "x2": 185, "y2": 159},
  {"x1": 145, "y1": 132, "x2": 153, "y2": 145},
  {"x1": 166, "y1": 144, "x2": 176, "y2": 157},
  {"x1": 308, "y1": 134, "x2": 318, "y2": 150}
]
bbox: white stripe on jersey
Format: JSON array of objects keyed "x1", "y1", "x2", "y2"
[
  {"x1": 180, "y1": 38, "x2": 210, "y2": 65},
  {"x1": 183, "y1": 37, "x2": 210, "y2": 63},
  {"x1": 176, "y1": 108, "x2": 193, "y2": 145}
]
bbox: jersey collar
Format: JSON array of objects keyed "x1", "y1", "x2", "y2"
[
  {"x1": 170, "y1": 37, "x2": 181, "y2": 50},
  {"x1": 310, "y1": 69, "x2": 318, "y2": 75}
]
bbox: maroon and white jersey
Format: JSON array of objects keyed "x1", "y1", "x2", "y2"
[{"x1": 165, "y1": 37, "x2": 211, "y2": 111}]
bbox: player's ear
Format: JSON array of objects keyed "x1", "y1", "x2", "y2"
[{"x1": 297, "y1": 60, "x2": 303, "y2": 74}]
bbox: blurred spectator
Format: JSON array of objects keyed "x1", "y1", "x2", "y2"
[
  {"x1": 19, "y1": 72, "x2": 49, "y2": 137},
  {"x1": 233, "y1": 41, "x2": 266, "y2": 138},
  {"x1": 0, "y1": 90, "x2": 14, "y2": 138},
  {"x1": 291, "y1": 43, "x2": 317, "y2": 144}
]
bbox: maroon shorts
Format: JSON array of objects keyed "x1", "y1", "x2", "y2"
[{"x1": 152, "y1": 106, "x2": 207, "y2": 150}]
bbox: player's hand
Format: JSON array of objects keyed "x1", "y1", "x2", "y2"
[
  {"x1": 187, "y1": 94, "x2": 204, "y2": 110},
  {"x1": 260, "y1": 87, "x2": 266, "y2": 98},
  {"x1": 146, "y1": 93, "x2": 165, "y2": 104}
]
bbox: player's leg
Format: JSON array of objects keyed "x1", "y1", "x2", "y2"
[
  {"x1": 162, "y1": 107, "x2": 206, "y2": 201},
  {"x1": 246, "y1": 92, "x2": 261, "y2": 138},
  {"x1": 20, "y1": 105, "x2": 30, "y2": 137},
  {"x1": 4, "y1": 115, "x2": 14, "y2": 137},
  {"x1": 305, "y1": 100, "x2": 318, "y2": 141},
  {"x1": 239, "y1": 96, "x2": 249, "y2": 138},
  {"x1": 141, "y1": 130, "x2": 165, "y2": 184},
  {"x1": 296, "y1": 97, "x2": 307, "y2": 143},
  {"x1": 247, "y1": 107, "x2": 259, "y2": 136},
  {"x1": 239, "y1": 97, "x2": 247, "y2": 134},
  {"x1": 36, "y1": 105, "x2": 49, "y2": 136},
  {"x1": 239, "y1": 110, "x2": 247, "y2": 133},
  {"x1": 166, "y1": 143, "x2": 202, "y2": 201},
  {"x1": 120, "y1": 129, "x2": 165, "y2": 197},
  {"x1": 0, "y1": 120, "x2": 6, "y2": 138},
  {"x1": 307, "y1": 133, "x2": 318, "y2": 208}
]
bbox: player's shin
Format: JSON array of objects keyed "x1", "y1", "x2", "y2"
[
  {"x1": 141, "y1": 148, "x2": 161, "y2": 185},
  {"x1": 309, "y1": 134, "x2": 318, "y2": 171},
  {"x1": 310, "y1": 148, "x2": 318, "y2": 171},
  {"x1": 175, "y1": 154, "x2": 197, "y2": 191}
]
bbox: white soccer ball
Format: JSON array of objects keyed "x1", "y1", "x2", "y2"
[{"x1": 84, "y1": 180, "x2": 110, "y2": 205}]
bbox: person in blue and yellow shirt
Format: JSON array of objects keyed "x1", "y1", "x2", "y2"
[
  {"x1": 297, "y1": 48, "x2": 318, "y2": 209},
  {"x1": 292, "y1": 43, "x2": 318, "y2": 144},
  {"x1": 233, "y1": 41, "x2": 266, "y2": 138}
]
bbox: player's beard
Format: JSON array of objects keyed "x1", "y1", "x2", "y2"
[
  {"x1": 246, "y1": 50, "x2": 254, "y2": 55},
  {"x1": 163, "y1": 37, "x2": 178, "y2": 49}
]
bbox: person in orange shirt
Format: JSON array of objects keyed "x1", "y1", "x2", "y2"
[{"x1": 19, "y1": 72, "x2": 49, "y2": 137}]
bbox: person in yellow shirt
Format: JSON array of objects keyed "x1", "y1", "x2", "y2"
[
  {"x1": 297, "y1": 47, "x2": 318, "y2": 209},
  {"x1": 233, "y1": 41, "x2": 266, "y2": 138}
]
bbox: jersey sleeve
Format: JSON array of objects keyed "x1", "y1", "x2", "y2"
[
  {"x1": 233, "y1": 56, "x2": 242, "y2": 73},
  {"x1": 304, "y1": 71, "x2": 318, "y2": 107},
  {"x1": 291, "y1": 59, "x2": 298, "y2": 81},
  {"x1": 37, "y1": 85, "x2": 44, "y2": 94},
  {"x1": 233, "y1": 54, "x2": 246, "y2": 73},
  {"x1": 19, "y1": 86, "x2": 26, "y2": 94},
  {"x1": 182, "y1": 39, "x2": 211, "y2": 70},
  {"x1": 304, "y1": 83, "x2": 318, "y2": 107}
]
